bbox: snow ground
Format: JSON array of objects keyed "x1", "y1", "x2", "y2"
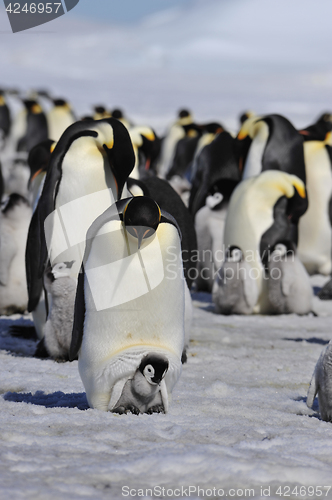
[{"x1": 1, "y1": 277, "x2": 332, "y2": 500}]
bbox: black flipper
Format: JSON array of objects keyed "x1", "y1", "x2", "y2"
[
  {"x1": 69, "y1": 268, "x2": 86, "y2": 361},
  {"x1": 160, "y1": 209, "x2": 182, "y2": 240}
]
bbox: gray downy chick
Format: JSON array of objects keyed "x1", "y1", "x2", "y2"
[
  {"x1": 112, "y1": 354, "x2": 169, "y2": 415},
  {"x1": 42, "y1": 261, "x2": 76, "y2": 361},
  {"x1": 307, "y1": 340, "x2": 332, "y2": 422}
]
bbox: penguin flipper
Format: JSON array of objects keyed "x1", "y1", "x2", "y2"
[
  {"x1": 307, "y1": 366, "x2": 318, "y2": 409},
  {"x1": 69, "y1": 269, "x2": 85, "y2": 361},
  {"x1": 160, "y1": 209, "x2": 182, "y2": 240},
  {"x1": 26, "y1": 208, "x2": 44, "y2": 311}
]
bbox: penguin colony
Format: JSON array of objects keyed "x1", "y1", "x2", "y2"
[{"x1": 1, "y1": 88, "x2": 332, "y2": 420}]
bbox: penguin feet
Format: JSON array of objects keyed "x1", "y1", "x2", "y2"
[
  {"x1": 112, "y1": 404, "x2": 140, "y2": 415},
  {"x1": 146, "y1": 404, "x2": 165, "y2": 415}
]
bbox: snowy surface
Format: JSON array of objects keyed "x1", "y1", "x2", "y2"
[
  {"x1": 1, "y1": 277, "x2": 332, "y2": 500},
  {"x1": 1, "y1": 0, "x2": 332, "y2": 498}
]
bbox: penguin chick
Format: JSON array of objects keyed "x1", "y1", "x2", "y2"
[
  {"x1": 0, "y1": 194, "x2": 32, "y2": 315},
  {"x1": 267, "y1": 243, "x2": 313, "y2": 315},
  {"x1": 307, "y1": 340, "x2": 332, "y2": 422},
  {"x1": 42, "y1": 261, "x2": 76, "y2": 361},
  {"x1": 212, "y1": 247, "x2": 258, "y2": 315},
  {"x1": 112, "y1": 354, "x2": 169, "y2": 415}
]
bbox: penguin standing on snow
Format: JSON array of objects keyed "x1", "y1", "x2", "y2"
[
  {"x1": 70, "y1": 196, "x2": 185, "y2": 414},
  {"x1": 237, "y1": 114, "x2": 306, "y2": 184},
  {"x1": 307, "y1": 340, "x2": 332, "y2": 422},
  {"x1": 212, "y1": 247, "x2": 258, "y2": 315},
  {"x1": 25, "y1": 118, "x2": 135, "y2": 343},
  {"x1": 40, "y1": 261, "x2": 77, "y2": 361},
  {"x1": 0, "y1": 194, "x2": 32, "y2": 315},
  {"x1": 266, "y1": 242, "x2": 313, "y2": 315},
  {"x1": 222, "y1": 170, "x2": 307, "y2": 313}
]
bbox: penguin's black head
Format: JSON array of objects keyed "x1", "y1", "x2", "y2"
[
  {"x1": 178, "y1": 109, "x2": 191, "y2": 119},
  {"x1": 53, "y1": 98, "x2": 67, "y2": 107},
  {"x1": 139, "y1": 354, "x2": 169, "y2": 385},
  {"x1": 123, "y1": 196, "x2": 161, "y2": 248},
  {"x1": 94, "y1": 105, "x2": 106, "y2": 114},
  {"x1": 112, "y1": 108, "x2": 124, "y2": 119},
  {"x1": 226, "y1": 246, "x2": 243, "y2": 263}
]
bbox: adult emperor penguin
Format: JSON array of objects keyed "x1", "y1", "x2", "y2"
[
  {"x1": 189, "y1": 129, "x2": 241, "y2": 216},
  {"x1": 93, "y1": 106, "x2": 111, "y2": 121},
  {"x1": 0, "y1": 194, "x2": 32, "y2": 315},
  {"x1": 47, "y1": 98, "x2": 75, "y2": 142},
  {"x1": 70, "y1": 196, "x2": 185, "y2": 414},
  {"x1": 128, "y1": 126, "x2": 160, "y2": 179},
  {"x1": 25, "y1": 118, "x2": 135, "y2": 338},
  {"x1": 307, "y1": 339, "x2": 332, "y2": 422},
  {"x1": 296, "y1": 121, "x2": 332, "y2": 275},
  {"x1": 158, "y1": 109, "x2": 194, "y2": 178},
  {"x1": 237, "y1": 114, "x2": 306, "y2": 184},
  {"x1": 17, "y1": 99, "x2": 48, "y2": 153},
  {"x1": 223, "y1": 170, "x2": 307, "y2": 313},
  {"x1": 27, "y1": 139, "x2": 55, "y2": 210},
  {"x1": 266, "y1": 242, "x2": 313, "y2": 315}
]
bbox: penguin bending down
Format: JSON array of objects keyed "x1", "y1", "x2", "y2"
[
  {"x1": 70, "y1": 196, "x2": 185, "y2": 414},
  {"x1": 307, "y1": 340, "x2": 332, "y2": 422},
  {"x1": 223, "y1": 170, "x2": 307, "y2": 313},
  {"x1": 41, "y1": 261, "x2": 77, "y2": 360},
  {"x1": 266, "y1": 243, "x2": 313, "y2": 315},
  {"x1": 0, "y1": 194, "x2": 32, "y2": 315}
]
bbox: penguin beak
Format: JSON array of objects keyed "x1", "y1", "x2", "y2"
[
  {"x1": 29, "y1": 168, "x2": 43, "y2": 187},
  {"x1": 131, "y1": 227, "x2": 153, "y2": 249}
]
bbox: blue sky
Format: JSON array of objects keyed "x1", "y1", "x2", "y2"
[{"x1": 69, "y1": 0, "x2": 195, "y2": 23}]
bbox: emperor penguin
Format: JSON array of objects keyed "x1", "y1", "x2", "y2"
[
  {"x1": 307, "y1": 340, "x2": 332, "y2": 422},
  {"x1": 165, "y1": 123, "x2": 202, "y2": 182},
  {"x1": 128, "y1": 126, "x2": 160, "y2": 179},
  {"x1": 297, "y1": 122, "x2": 332, "y2": 275},
  {"x1": 70, "y1": 196, "x2": 185, "y2": 414},
  {"x1": 266, "y1": 242, "x2": 313, "y2": 315},
  {"x1": 0, "y1": 194, "x2": 32, "y2": 315},
  {"x1": 25, "y1": 118, "x2": 135, "y2": 338},
  {"x1": 111, "y1": 108, "x2": 131, "y2": 130},
  {"x1": 47, "y1": 98, "x2": 75, "y2": 142},
  {"x1": 42, "y1": 261, "x2": 77, "y2": 361},
  {"x1": 158, "y1": 109, "x2": 194, "y2": 178},
  {"x1": 212, "y1": 247, "x2": 258, "y2": 315},
  {"x1": 27, "y1": 139, "x2": 55, "y2": 210},
  {"x1": 223, "y1": 170, "x2": 307, "y2": 313},
  {"x1": 237, "y1": 114, "x2": 306, "y2": 184},
  {"x1": 189, "y1": 129, "x2": 241, "y2": 216},
  {"x1": 0, "y1": 90, "x2": 11, "y2": 151},
  {"x1": 17, "y1": 99, "x2": 48, "y2": 153}
]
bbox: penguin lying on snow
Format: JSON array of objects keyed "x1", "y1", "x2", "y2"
[
  {"x1": 70, "y1": 196, "x2": 185, "y2": 414},
  {"x1": 0, "y1": 194, "x2": 32, "y2": 315},
  {"x1": 307, "y1": 340, "x2": 332, "y2": 422}
]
